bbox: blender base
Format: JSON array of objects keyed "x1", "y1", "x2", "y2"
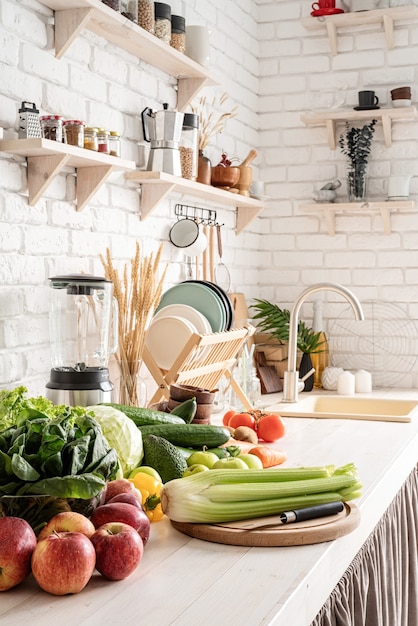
[{"x1": 46, "y1": 368, "x2": 114, "y2": 407}]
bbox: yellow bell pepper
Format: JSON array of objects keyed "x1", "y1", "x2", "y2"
[{"x1": 129, "y1": 472, "x2": 164, "y2": 522}]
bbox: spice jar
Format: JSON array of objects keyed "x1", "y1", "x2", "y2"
[
  {"x1": 170, "y1": 15, "x2": 185, "y2": 53},
  {"x1": 63, "y1": 120, "x2": 85, "y2": 148},
  {"x1": 154, "y1": 2, "x2": 171, "y2": 44},
  {"x1": 40, "y1": 115, "x2": 64, "y2": 142},
  {"x1": 97, "y1": 128, "x2": 110, "y2": 154},
  {"x1": 138, "y1": 0, "x2": 154, "y2": 33},
  {"x1": 108, "y1": 131, "x2": 121, "y2": 157},
  {"x1": 120, "y1": 0, "x2": 137, "y2": 22},
  {"x1": 102, "y1": 0, "x2": 120, "y2": 10},
  {"x1": 180, "y1": 113, "x2": 199, "y2": 181},
  {"x1": 84, "y1": 127, "x2": 98, "y2": 151}
]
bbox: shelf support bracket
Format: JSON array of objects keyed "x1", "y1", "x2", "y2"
[
  {"x1": 236, "y1": 205, "x2": 263, "y2": 235},
  {"x1": 54, "y1": 8, "x2": 94, "y2": 59},
  {"x1": 379, "y1": 206, "x2": 392, "y2": 235},
  {"x1": 325, "y1": 119, "x2": 337, "y2": 150},
  {"x1": 76, "y1": 164, "x2": 114, "y2": 211},
  {"x1": 140, "y1": 182, "x2": 176, "y2": 219},
  {"x1": 323, "y1": 207, "x2": 336, "y2": 236},
  {"x1": 383, "y1": 14, "x2": 395, "y2": 49},
  {"x1": 381, "y1": 114, "x2": 392, "y2": 147},
  {"x1": 326, "y1": 22, "x2": 338, "y2": 56},
  {"x1": 27, "y1": 153, "x2": 70, "y2": 205},
  {"x1": 177, "y1": 77, "x2": 212, "y2": 111}
]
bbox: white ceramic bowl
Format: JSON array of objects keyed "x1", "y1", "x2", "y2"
[{"x1": 392, "y1": 99, "x2": 412, "y2": 107}]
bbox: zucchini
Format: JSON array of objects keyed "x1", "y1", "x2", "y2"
[
  {"x1": 170, "y1": 397, "x2": 197, "y2": 423},
  {"x1": 137, "y1": 423, "x2": 231, "y2": 448},
  {"x1": 101, "y1": 403, "x2": 184, "y2": 426}
]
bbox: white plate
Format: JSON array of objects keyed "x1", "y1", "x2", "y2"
[
  {"x1": 153, "y1": 303, "x2": 211, "y2": 336},
  {"x1": 145, "y1": 315, "x2": 198, "y2": 371}
]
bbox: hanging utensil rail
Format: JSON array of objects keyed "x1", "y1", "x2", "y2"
[{"x1": 174, "y1": 203, "x2": 222, "y2": 226}]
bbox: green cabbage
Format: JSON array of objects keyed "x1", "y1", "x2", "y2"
[{"x1": 87, "y1": 405, "x2": 143, "y2": 477}]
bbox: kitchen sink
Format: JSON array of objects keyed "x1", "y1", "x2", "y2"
[{"x1": 266, "y1": 395, "x2": 418, "y2": 423}]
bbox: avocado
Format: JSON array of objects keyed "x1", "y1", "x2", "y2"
[{"x1": 143, "y1": 434, "x2": 188, "y2": 483}]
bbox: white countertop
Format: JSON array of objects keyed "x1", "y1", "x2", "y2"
[{"x1": 2, "y1": 389, "x2": 418, "y2": 626}]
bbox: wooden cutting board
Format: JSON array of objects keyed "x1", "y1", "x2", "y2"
[{"x1": 170, "y1": 502, "x2": 360, "y2": 547}]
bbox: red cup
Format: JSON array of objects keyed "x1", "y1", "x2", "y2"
[{"x1": 312, "y1": 0, "x2": 336, "y2": 10}]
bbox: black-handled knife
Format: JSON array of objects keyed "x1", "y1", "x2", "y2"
[{"x1": 279, "y1": 501, "x2": 344, "y2": 524}]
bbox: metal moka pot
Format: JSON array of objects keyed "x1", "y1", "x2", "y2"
[{"x1": 141, "y1": 103, "x2": 184, "y2": 176}]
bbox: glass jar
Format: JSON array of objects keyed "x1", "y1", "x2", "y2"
[
  {"x1": 97, "y1": 128, "x2": 110, "y2": 154},
  {"x1": 120, "y1": 0, "x2": 137, "y2": 22},
  {"x1": 102, "y1": 0, "x2": 120, "y2": 10},
  {"x1": 108, "y1": 131, "x2": 121, "y2": 157},
  {"x1": 63, "y1": 120, "x2": 85, "y2": 148},
  {"x1": 84, "y1": 127, "x2": 98, "y2": 151},
  {"x1": 154, "y1": 2, "x2": 171, "y2": 44},
  {"x1": 180, "y1": 113, "x2": 199, "y2": 181},
  {"x1": 170, "y1": 15, "x2": 185, "y2": 53},
  {"x1": 40, "y1": 115, "x2": 63, "y2": 142},
  {"x1": 138, "y1": 0, "x2": 154, "y2": 33}
]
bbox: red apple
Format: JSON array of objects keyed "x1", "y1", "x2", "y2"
[
  {"x1": 91, "y1": 522, "x2": 144, "y2": 580},
  {"x1": 0, "y1": 516, "x2": 37, "y2": 591},
  {"x1": 31, "y1": 531, "x2": 96, "y2": 595},
  {"x1": 104, "y1": 479, "x2": 136, "y2": 503},
  {"x1": 91, "y1": 502, "x2": 151, "y2": 546},
  {"x1": 37, "y1": 511, "x2": 95, "y2": 541},
  {"x1": 108, "y1": 492, "x2": 143, "y2": 510}
]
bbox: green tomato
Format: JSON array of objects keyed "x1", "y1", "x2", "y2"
[
  {"x1": 187, "y1": 451, "x2": 220, "y2": 469},
  {"x1": 212, "y1": 457, "x2": 249, "y2": 470},
  {"x1": 183, "y1": 464, "x2": 211, "y2": 477},
  {"x1": 237, "y1": 453, "x2": 263, "y2": 470},
  {"x1": 129, "y1": 466, "x2": 162, "y2": 482}
]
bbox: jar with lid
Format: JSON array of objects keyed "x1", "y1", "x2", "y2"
[
  {"x1": 180, "y1": 113, "x2": 199, "y2": 181},
  {"x1": 40, "y1": 115, "x2": 63, "y2": 142},
  {"x1": 154, "y1": 2, "x2": 171, "y2": 44},
  {"x1": 120, "y1": 0, "x2": 137, "y2": 22},
  {"x1": 170, "y1": 15, "x2": 185, "y2": 53},
  {"x1": 97, "y1": 129, "x2": 110, "y2": 154},
  {"x1": 63, "y1": 120, "x2": 85, "y2": 148},
  {"x1": 108, "y1": 131, "x2": 121, "y2": 157},
  {"x1": 84, "y1": 127, "x2": 98, "y2": 151},
  {"x1": 102, "y1": 0, "x2": 120, "y2": 11},
  {"x1": 138, "y1": 0, "x2": 154, "y2": 33}
]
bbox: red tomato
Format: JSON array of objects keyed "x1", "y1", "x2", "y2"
[
  {"x1": 228, "y1": 412, "x2": 256, "y2": 430},
  {"x1": 256, "y1": 413, "x2": 286, "y2": 442},
  {"x1": 222, "y1": 410, "x2": 237, "y2": 427}
]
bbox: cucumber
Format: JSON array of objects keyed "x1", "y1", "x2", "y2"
[
  {"x1": 137, "y1": 423, "x2": 231, "y2": 448},
  {"x1": 101, "y1": 403, "x2": 184, "y2": 426},
  {"x1": 169, "y1": 397, "x2": 197, "y2": 423}
]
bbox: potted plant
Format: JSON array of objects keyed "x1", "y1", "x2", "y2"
[
  {"x1": 339, "y1": 119, "x2": 377, "y2": 202},
  {"x1": 250, "y1": 299, "x2": 326, "y2": 391}
]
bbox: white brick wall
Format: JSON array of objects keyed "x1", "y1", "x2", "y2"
[{"x1": 1, "y1": 0, "x2": 418, "y2": 392}]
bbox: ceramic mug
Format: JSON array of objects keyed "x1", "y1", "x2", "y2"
[
  {"x1": 358, "y1": 90, "x2": 379, "y2": 107},
  {"x1": 185, "y1": 26, "x2": 211, "y2": 67},
  {"x1": 312, "y1": 0, "x2": 336, "y2": 10},
  {"x1": 384, "y1": 176, "x2": 412, "y2": 199}
]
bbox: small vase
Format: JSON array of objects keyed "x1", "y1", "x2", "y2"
[
  {"x1": 197, "y1": 150, "x2": 211, "y2": 185},
  {"x1": 347, "y1": 162, "x2": 368, "y2": 202},
  {"x1": 299, "y1": 352, "x2": 314, "y2": 392}
]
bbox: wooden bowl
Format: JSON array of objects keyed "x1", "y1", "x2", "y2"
[{"x1": 211, "y1": 166, "x2": 240, "y2": 188}]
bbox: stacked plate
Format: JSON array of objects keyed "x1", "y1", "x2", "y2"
[{"x1": 145, "y1": 281, "x2": 234, "y2": 371}]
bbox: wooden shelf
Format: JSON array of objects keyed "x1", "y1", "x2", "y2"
[
  {"x1": 36, "y1": 0, "x2": 217, "y2": 110},
  {"x1": 301, "y1": 6, "x2": 418, "y2": 55},
  {"x1": 0, "y1": 137, "x2": 135, "y2": 210},
  {"x1": 301, "y1": 106, "x2": 417, "y2": 150},
  {"x1": 125, "y1": 170, "x2": 264, "y2": 234},
  {"x1": 301, "y1": 200, "x2": 416, "y2": 236}
]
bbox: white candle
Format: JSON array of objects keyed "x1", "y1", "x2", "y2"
[
  {"x1": 337, "y1": 371, "x2": 355, "y2": 396},
  {"x1": 355, "y1": 369, "x2": 372, "y2": 393}
]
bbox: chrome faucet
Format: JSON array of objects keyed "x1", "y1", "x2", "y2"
[{"x1": 282, "y1": 283, "x2": 365, "y2": 403}]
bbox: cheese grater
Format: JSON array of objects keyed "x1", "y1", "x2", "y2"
[{"x1": 18, "y1": 101, "x2": 41, "y2": 139}]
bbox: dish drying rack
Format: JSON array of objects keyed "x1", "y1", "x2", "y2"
[{"x1": 143, "y1": 325, "x2": 255, "y2": 409}]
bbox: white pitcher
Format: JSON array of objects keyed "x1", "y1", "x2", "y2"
[{"x1": 384, "y1": 175, "x2": 413, "y2": 199}]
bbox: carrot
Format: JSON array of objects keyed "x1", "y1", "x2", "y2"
[{"x1": 248, "y1": 446, "x2": 287, "y2": 468}]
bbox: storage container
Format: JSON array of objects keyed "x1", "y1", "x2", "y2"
[
  {"x1": 97, "y1": 129, "x2": 110, "y2": 154},
  {"x1": 63, "y1": 120, "x2": 85, "y2": 148},
  {"x1": 40, "y1": 115, "x2": 63, "y2": 142},
  {"x1": 180, "y1": 113, "x2": 199, "y2": 180},
  {"x1": 171, "y1": 15, "x2": 185, "y2": 53},
  {"x1": 84, "y1": 127, "x2": 98, "y2": 151},
  {"x1": 108, "y1": 131, "x2": 121, "y2": 157},
  {"x1": 120, "y1": 0, "x2": 137, "y2": 22},
  {"x1": 138, "y1": 0, "x2": 154, "y2": 33},
  {"x1": 154, "y1": 2, "x2": 171, "y2": 43}
]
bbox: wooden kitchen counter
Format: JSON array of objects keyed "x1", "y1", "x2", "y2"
[{"x1": 1, "y1": 390, "x2": 418, "y2": 626}]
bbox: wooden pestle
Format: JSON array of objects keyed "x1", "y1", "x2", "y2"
[{"x1": 234, "y1": 149, "x2": 258, "y2": 196}]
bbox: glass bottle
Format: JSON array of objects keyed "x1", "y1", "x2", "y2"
[
  {"x1": 170, "y1": 15, "x2": 185, "y2": 53},
  {"x1": 138, "y1": 0, "x2": 154, "y2": 33},
  {"x1": 180, "y1": 113, "x2": 199, "y2": 180},
  {"x1": 63, "y1": 120, "x2": 85, "y2": 148},
  {"x1": 40, "y1": 115, "x2": 64, "y2": 142},
  {"x1": 311, "y1": 299, "x2": 329, "y2": 389},
  {"x1": 197, "y1": 150, "x2": 211, "y2": 185},
  {"x1": 84, "y1": 127, "x2": 98, "y2": 151},
  {"x1": 97, "y1": 128, "x2": 110, "y2": 154},
  {"x1": 108, "y1": 131, "x2": 121, "y2": 157},
  {"x1": 120, "y1": 0, "x2": 137, "y2": 22}
]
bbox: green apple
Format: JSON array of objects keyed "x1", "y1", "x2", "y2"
[
  {"x1": 237, "y1": 453, "x2": 263, "y2": 470},
  {"x1": 187, "y1": 451, "x2": 220, "y2": 469},
  {"x1": 129, "y1": 466, "x2": 162, "y2": 482},
  {"x1": 183, "y1": 464, "x2": 211, "y2": 477},
  {"x1": 212, "y1": 457, "x2": 249, "y2": 470}
]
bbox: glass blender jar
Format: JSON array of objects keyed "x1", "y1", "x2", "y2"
[{"x1": 46, "y1": 275, "x2": 118, "y2": 406}]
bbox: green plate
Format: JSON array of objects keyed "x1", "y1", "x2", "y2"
[{"x1": 156, "y1": 282, "x2": 225, "y2": 332}]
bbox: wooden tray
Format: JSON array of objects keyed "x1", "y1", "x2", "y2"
[{"x1": 170, "y1": 502, "x2": 360, "y2": 547}]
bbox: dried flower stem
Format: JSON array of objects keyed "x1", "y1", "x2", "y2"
[{"x1": 190, "y1": 92, "x2": 238, "y2": 150}]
